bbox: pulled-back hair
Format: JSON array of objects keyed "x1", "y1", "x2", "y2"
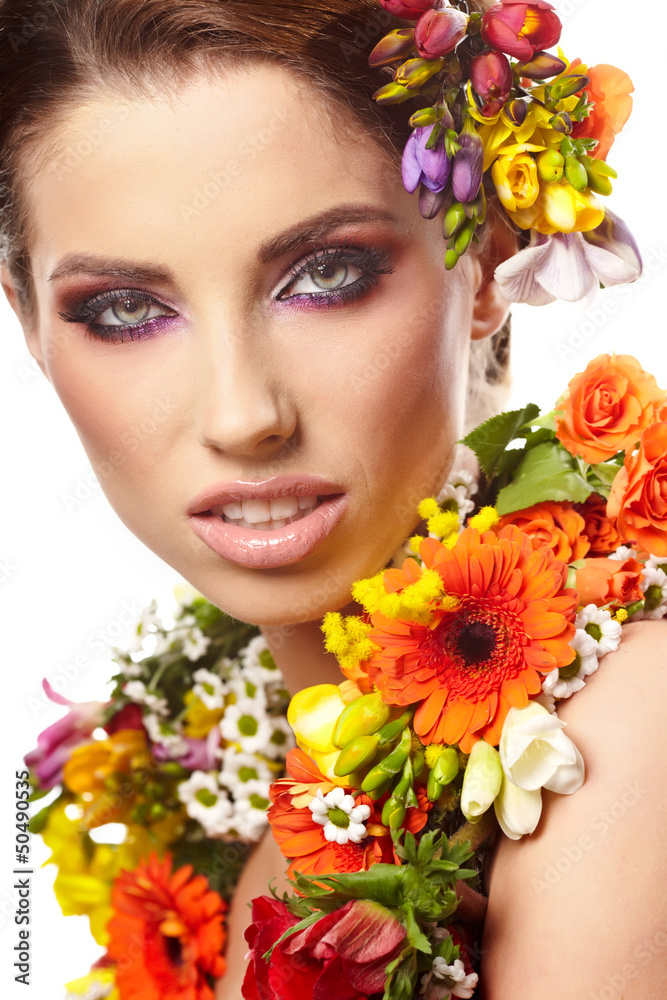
[{"x1": 0, "y1": 0, "x2": 511, "y2": 420}]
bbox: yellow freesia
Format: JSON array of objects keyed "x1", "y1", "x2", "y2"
[{"x1": 509, "y1": 178, "x2": 605, "y2": 233}]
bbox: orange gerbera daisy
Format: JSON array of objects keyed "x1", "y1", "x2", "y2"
[
  {"x1": 268, "y1": 749, "x2": 430, "y2": 878},
  {"x1": 106, "y1": 853, "x2": 226, "y2": 1000},
  {"x1": 366, "y1": 525, "x2": 578, "y2": 752}
]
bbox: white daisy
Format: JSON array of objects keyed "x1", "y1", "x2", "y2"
[
  {"x1": 308, "y1": 787, "x2": 371, "y2": 845},
  {"x1": 143, "y1": 713, "x2": 188, "y2": 757},
  {"x1": 217, "y1": 747, "x2": 273, "y2": 793},
  {"x1": 123, "y1": 680, "x2": 169, "y2": 716},
  {"x1": 262, "y1": 715, "x2": 296, "y2": 761},
  {"x1": 125, "y1": 599, "x2": 162, "y2": 654},
  {"x1": 193, "y1": 668, "x2": 228, "y2": 710},
  {"x1": 542, "y1": 628, "x2": 599, "y2": 699},
  {"x1": 226, "y1": 673, "x2": 268, "y2": 709},
  {"x1": 181, "y1": 626, "x2": 211, "y2": 661},
  {"x1": 239, "y1": 634, "x2": 282, "y2": 683},
  {"x1": 633, "y1": 565, "x2": 667, "y2": 620},
  {"x1": 177, "y1": 771, "x2": 234, "y2": 836},
  {"x1": 575, "y1": 604, "x2": 622, "y2": 655},
  {"x1": 231, "y1": 791, "x2": 272, "y2": 841},
  {"x1": 220, "y1": 701, "x2": 274, "y2": 755},
  {"x1": 608, "y1": 544, "x2": 634, "y2": 561}
]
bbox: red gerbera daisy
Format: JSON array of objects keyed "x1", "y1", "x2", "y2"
[
  {"x1": 366, "y1": 525, "x2": 577, "y2": 752},
  {"x1": 106, "y1": 853, "x2": 226, "y2": 1000}
]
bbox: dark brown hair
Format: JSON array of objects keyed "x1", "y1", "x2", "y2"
[{"x1": 0, "y1": 0, "x2": 510, "y2": 400}]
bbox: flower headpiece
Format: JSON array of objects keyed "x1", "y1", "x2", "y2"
[{"x1": 368, "y1": 0, "x2": 642, "y2": 304}]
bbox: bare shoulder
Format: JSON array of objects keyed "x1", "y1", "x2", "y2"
[{"x1": 481, "y1": 620, "x2": 667, "y2": 1000}]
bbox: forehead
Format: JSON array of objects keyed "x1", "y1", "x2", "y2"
[{"x1": 22, "y1": 63, "x2": 412, "y2": 287}]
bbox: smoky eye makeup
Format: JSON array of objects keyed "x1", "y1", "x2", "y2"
[{"x1": 56, "y1": 236, "x2": 396, "y2": 343}]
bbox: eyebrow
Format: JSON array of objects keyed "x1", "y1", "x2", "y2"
[{"x1": 47, "y1": 204, "x2": 400, "y2": 282}]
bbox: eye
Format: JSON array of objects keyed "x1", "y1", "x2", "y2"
[
  {"x1": 275, "y1": 243, "x2": 395, "y2": 306},
  {"x1": 95, "y1": 293, "x2": 165, "y2": 327},
  {"x1": 58, "y1": 289, "x2": 178, "y2": 343},
  {"x1": 280, "y1": 258, "x2": 362, "y2": 297}
]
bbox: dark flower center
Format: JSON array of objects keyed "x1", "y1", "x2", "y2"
[
  {"x1": 164, "y1": 933, "x2": 184, "y2": 967},
  {"x1": 455, "y1": 621, "x2": 498, "y2": 665}
]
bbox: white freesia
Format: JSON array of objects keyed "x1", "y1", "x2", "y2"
[
  {"x1": 431, "y1": 957, "x2": 478, "y2": 999},
  {"x1": 499, "y1": 702, "x2": 585, "y2": 794},
  {"x1": 494, "y1": 774, "x2": 543, "y2": 840},
  {"x1": 461, "y1": 740, "x2": 503, "y2": 822}
]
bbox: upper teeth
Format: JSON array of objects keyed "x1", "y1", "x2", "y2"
[{"x1": 210, "y1": 494, "x2": 320, "y2": 525}]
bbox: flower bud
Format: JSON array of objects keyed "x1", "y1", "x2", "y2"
[
  {"x1": 432, "y1": 747, "x2": 460, "y2": 785},
  {"x1": 537, "y1": 148, "x2": 564, "y2": 182},
  {"x1": 382, "y1": 794, "x2": 407, "y2": 829},
  {"x1": 493, "y1": 775, "x2": 542, "y2": 839},
  {"x1": 443, "y1": 200, "x2": 467, "y2": 238},
  {"x1": 455, "y1": 218, "x2": 476, "y2": 256},
  {"x1": 452, "y1": 129, "x2": 484, "y2": 203},
  {"x1": 549, "y1": 111, "x2": 573, "y2": 134},
  {"x1": 503, "y1": 98, "x2": 528, "y2": 127},
  {"x1": 461, "y1": 740, "x2": 503, "y2": 822},
  {"x1": 444, "y1": 247, "x2": 460, "y2": 270},
  {"x1": 582, "y1": 156, "x2": 617, "y2": 196},
  {"x1": 418, "y1": 184, "x2": 449, "y2": 219},
  {"x1": 550, "y1": 73, "x2": 590, "y2": 101},
  {"x1": 380, "y1": 0, "x2": 432, "y2": 19},
  {"x1": 414, "y1": 8, "x2": 469, "y2": 59},
  {"x1": 481, "y1": 0, "x2": 562, "y2": 61},
  {"x1": 372, "y1": 80, "x2": 414, "y2": 105},
  {"x1": 368, "y1": 28, "x2": 416, "y2": 68},
  {"x1": 409, "y1": 106, "x2": 439, "y2": 127},
  {"x1": 333, "y1": 734, "x2": 381, "y2": 777},
  {"x1": 395, "y1": 56, "x2": 446, "y2": 91},
  {"x1": 333, "y1": 692, "x2": 392, "y2": 747},
  {"x1": 470, "y1": 50, "x2": 512, "y2": 117},
  {"x1": 515, "y1": 51, "x2": 567, "y2": 80},
  {"x1": 565, "y1": 154, "x2": 588, "y2": 192},
  {"x1": 288, "y1": 684, "x2": 347, "y2": 754}
]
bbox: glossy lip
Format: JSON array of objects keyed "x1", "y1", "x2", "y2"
[{"x1": 187, "y1": 475, "x2": 348, "y2": 570}]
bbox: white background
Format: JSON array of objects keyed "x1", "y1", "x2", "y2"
[{"x1": 1, "y1": 2, "x2": 666, "y2": 997}]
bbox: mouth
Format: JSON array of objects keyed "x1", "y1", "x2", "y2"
[
  {"x1": 187, "y1": 477, "x2": 348, "y2": 569},
  {"x1": 209, "y1": 493, "x2": 322, "y2": 531}
]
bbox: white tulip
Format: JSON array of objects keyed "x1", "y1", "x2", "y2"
[
  {"x1": 499, "y1": 702, "x2": 585, "y2": 794},
  {"x1": 461, "y1": 740, "x2": 503, "y2": 823},
  {"x1": 494, "y1": 775, "x2": 543, "y2": 840}
]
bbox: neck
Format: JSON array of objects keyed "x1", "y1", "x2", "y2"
[{"x1": 260, "y1": 597, "x2": 363, "y2": 695}]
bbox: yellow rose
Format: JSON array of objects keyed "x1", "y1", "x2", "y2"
[{"x1": 491, "y1": 143, "x2": 542, "y2": 213}]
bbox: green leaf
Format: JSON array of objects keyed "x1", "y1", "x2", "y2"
[
  {"x1": 496, "y1": 442, "x2": 593, "y2": 515},
  {"x1": 522, "y1": 408, "x2": 556, "y2": 431},
  {"x1": 460, "y1": 403, "x2": 541, "y2": 479},
  {"x1": 401, "y1": 899, "x2": 432, "y2": 954},
  {"x1": 262, "y1": 909, "x2": 325, "y2": 961},
  {"x1": 588, "y1": 461, "x2": 622, "y2": 492}
]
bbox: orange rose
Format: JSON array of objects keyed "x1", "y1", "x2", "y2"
[
  {"x1": 575, "y1": 556, "x2": 643, "y2": 607},
  {"x1": 575, "y1": 494, "x2": 628, "y2": 555},
  {"x1": 570, "y1": 62, "x2": 634, "y2": 161},
  {"x1": 497, "y1": 501, "x2": 590, "y2": 562},
  {"x1": 555, "y1": 354, "x2": 667, "y2": 464},
  {"x1": 607, "y1": 422, "x2": 667, "y2": 556}
]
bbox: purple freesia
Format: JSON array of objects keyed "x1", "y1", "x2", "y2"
[
  {"x1": 401, "y1": 123, "x2": 451, "y2": 195},
  {"x1": 24, "y1": 679, "x2": 105, "y2": 789},
  {"x1": 452, "y1": 132, "x2": 484, "y2": 203},
  {"x1": 494, "y1": 211, "x2": 642, "y2": 305}
]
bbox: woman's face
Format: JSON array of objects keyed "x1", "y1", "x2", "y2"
[{"x1": 16, "y1": 62, "x2": 480, "y2": 626}]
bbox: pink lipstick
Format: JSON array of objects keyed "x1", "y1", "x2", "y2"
[{"x1": 187, "y1": 475, "x2": 348, "y2": 569}]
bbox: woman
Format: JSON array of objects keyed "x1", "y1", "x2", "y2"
[{"x1": 3, "y1": 1, "x2": 664, "y2": 997}]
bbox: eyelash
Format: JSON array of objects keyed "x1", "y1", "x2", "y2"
[{"x1": 57, "y1": 238, "x2": 395, "y2": 344}]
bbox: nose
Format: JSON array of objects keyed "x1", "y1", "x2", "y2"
[{"x1": 193, "y1": 322, "x2": 297, "y2": 458}]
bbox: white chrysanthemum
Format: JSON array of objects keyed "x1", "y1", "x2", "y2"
[
  {"x1": 542, "y1": 628, "x2": 599, "y2": 699},
  {"x1": 308, "y1": 787, "x2": 371, "y2": 845},
  {"x1": 575, "y1": 604, "x2": 622, "y2": 655},
  {"x1": 193, "y1": 668, "x2": 228, "y2": 710},
  {"x1": 608, "y1": 544, "x2": 633, "y2": 561},
  {"x1": 220, "y1": 700, "x2": 273, "y2": 755},
  {"x1": 645, "y1": 554, "x2": 667, "y2": 573},
  {"x1": 261, "y1": 715, "x2": 296, "y2": 760},
  {"x1": 431, "y1": 957, "x2": 478, "y2": 999},
  {"x1": 231, "y1": 791, "x2": 272, "y2": 841},
  {"x1": 143, "y1": 713, "x2": 188, "y2": 756},
  {"x1": 125, "y1": 599, "x2": 162, "y2": 654},
  {"x1": 112, "y1": 651, "x2": 146, "y2": 679},
  {"x1": 239, "y1": 634, "x2": 283, "y2": 683},
  {"x1": 632, "y1": 565, "x2": 667, "y2": 620},
  {"x1": 181, "y1": 626, "x2": 211, "y2": 661},
  {"x1": 177, "y1": 771, "x2": 234, "y2": 836},
  {"x1": 217, "y1": 746, "x2": 273, "y2": 793},
  {"x1": 123, "y1": 680, "x2": 169, "y2": 716},
  {"x1": 226, "y1": 674, "x2": 268, "y2": 710}
]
